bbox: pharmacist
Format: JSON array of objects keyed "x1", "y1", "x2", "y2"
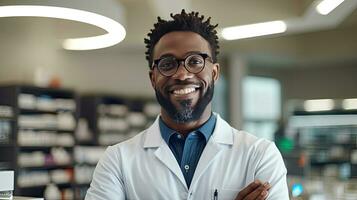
[{"x1": 86, "y1": 10, "x2": 289, "y2": 200}]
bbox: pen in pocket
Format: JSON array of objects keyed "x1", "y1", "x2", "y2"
[{"x1": 213, "y1": 189, "x2": 218, "y2": 200}]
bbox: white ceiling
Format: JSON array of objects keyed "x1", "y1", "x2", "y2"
[
  {"x1": 1, "y1": 0, "x2": 357, "y2": 68},
  {"x1": 116, "y1": 0, "x2": 357, "y2": 67}
]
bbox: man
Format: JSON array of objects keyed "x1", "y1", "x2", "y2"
[{"x1": 86, "y1": 10, "x2": 289, "y2": 200}]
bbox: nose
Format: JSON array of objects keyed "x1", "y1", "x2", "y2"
[{"x1": 171, "y1": 62, "x2": 194, "y2": 80}]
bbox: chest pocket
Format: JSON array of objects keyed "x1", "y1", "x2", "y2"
[{"x1": 211, "y1": 188, "x2": 241, "y2": 200}]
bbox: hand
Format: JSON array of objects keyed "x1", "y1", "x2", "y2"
[{"x1": 234, "y1": 180, "x2": 271, "y2": 200}]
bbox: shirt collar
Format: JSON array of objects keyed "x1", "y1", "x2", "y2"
[
  {"x1": 159, "y1": 114, "x2": 217, "y2": 143},
  {"x1": 159, "y1": 117, "x2": 176, "y2": 144},
  {"x1": 198, "y1": 114, "x2": 216, "y2": 141}
]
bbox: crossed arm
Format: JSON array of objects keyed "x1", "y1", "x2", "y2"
[
  {"x1": 234, "y1": 180, "x2": 271, "y2": 200},
  {"x1": 234, "y1": 142, "x2": 289, "y2": 200}
]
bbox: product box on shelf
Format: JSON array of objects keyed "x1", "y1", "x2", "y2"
[{"x1": 0, "y1": 170, "x2": 14, "y2": 200}]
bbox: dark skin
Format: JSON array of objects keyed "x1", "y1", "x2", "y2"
[
  {"x1": 149, "y1": 31, "x2": 219, "y2": 135},
  {"x1": 149, "y1": 31, "x2": 270, "y2": 199}
]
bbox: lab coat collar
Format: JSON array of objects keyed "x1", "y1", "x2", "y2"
[
  {"x1": 143, "y1": 115, "x2": 162, "y2": 148},
  {"x1": 143, "y1": 113, "x2": 233, "y2": 148},
  {"x1": 143, "y1": 113, "x2": 234, "y2": 190},
  {"x1": 210, "y1": 113, "x2": 234, "y2": 145}
]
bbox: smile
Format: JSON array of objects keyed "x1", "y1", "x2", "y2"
[
  {"x1": 173, "y1": 87, "x2": 196, "y2": 95},
  {"x1": 168, "y1": 84, "x2": 201, "y2": 97}
]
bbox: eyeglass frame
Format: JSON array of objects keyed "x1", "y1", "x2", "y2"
[{"x1": 151, "y1": 53, "x2": 213, "y2": 77}]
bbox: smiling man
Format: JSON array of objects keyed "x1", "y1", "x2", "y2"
[{"x1": 85, "y1": 10, "x2": 289, "y2": 200}]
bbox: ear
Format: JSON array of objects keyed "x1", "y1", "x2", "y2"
[
  {"x1": 212, "y1": 63, "x2": 220, "y2": 83},
  {"x1": 149, "y1": 69, "x2": 156, "y2": 88}
]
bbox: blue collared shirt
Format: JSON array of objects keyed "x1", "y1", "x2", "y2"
[{"x1": 159, "y1": 114, "x2": 216, "y2": 188}]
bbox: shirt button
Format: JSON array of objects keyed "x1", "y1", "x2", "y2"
[
  {"x1": 177, "y1": 134, "x2": 182, "y2": 139},
  {"x1": 184, "y1": 165, "x2": 189, "y2": 172}
]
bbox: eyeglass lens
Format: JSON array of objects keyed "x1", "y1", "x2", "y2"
[{"x1": 158, "y1": 54, "x2": 205, "y2": 76}]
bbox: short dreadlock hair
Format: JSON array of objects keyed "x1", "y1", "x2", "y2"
[{"x1": 144, "y1": 9, "x2": 219, "y2": 68}]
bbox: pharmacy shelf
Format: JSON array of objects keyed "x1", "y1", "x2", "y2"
[
  {"x1": 18, "y1": 182, "x2": 73, "y2": 189},
  {"x1": 20, "y1": 164, "x2": 74, "y2": 170},
  {"x1": 0, "y1": 116, "x2": 14, "y2": 120},
  {"x1": 0, "y1": 142, "x2": 15, "y2": 147},
  {"x1": 18, "y1": 146, "x2": 74, "y2": 150},
  {"x1": 285, "y1": 102, "x2": 357, "y2": 180},
  {"x1": 18, "y1": 128, "x2": 75, "y2": 132},
  {"x1": 0, "y1": 85, "x2": 78, "y2": 198},
  {"x1": 19, "y1": 109, "x2": 58, "y2": 115},
  {"x1": 73, "y1": 94, "x2": 159, "y2": 199},
  {"x1": 19, "y1": 108, "x2": 75, "y2": 114},
  {"x1": 310, "y1": 159, "x2": 350, "y2": 166}
]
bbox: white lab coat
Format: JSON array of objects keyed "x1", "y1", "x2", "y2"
[{"x1": 85, "y1": 114, "x2": 289, "y2": 200}]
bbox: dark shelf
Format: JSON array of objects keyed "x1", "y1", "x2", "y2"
[
  {"x1": 75, "y1": 141, "x2": 97, "y2": 146},
  {"x1": 303, "y1": 143, "x2": 357, "y2": 149},
  {"x1": 20, "y1": 108, "x2": 75, "y2": 115},
  {"x1": 74, "y1": 182, "x2": 91, "y2": 187},
  {"x1": 0, "y1": 142, "x2": 15, "y2": 147},
  {"x1": 75, "y1": 162, "x2": 98, "y2": 166},
  {"x1": 18, "y1": 127, "x2": 75, "y2": 132},
  {"x1": 17, "y1": 85, "x2": 75, "y2": 99},
  {"x1": 310, "y1": 159, "x2": 350, "y2": 166},
  {"x1": 19, "y1": 164, "x2": 74, "y2": 170},
  {"x1": 19, "y1": 109, "x2": 58, "y2": 115},
  {"x1": 18, "y1": 145, "x2": 74, "y2": 150},
  {"x1": 18, "y1": 182, "x2": 73, "y2": 189},
  {"x1": 0, "y1": 116, "x2": 14, "y2": 121},
  {"x1": 293, "y1": 110, "x2": 357, "y2": 116}
]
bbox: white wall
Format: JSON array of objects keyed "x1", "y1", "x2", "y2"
[{"x1": 0, "y1": 17, "x2": 154, "y2": 97}]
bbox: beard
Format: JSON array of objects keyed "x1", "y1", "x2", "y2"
[{"x1": 155, "y1": 81, "x2": 214, "y2": 124}]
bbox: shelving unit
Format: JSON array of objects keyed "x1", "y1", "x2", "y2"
[
  {"x1": 282, "y1": 100, "x2": 357, "y2": 199},
  {"x1": 73, "y1": 94, "x2": 160, "y2": 199},
  {"x1": 0, "y1": 85, "x2": 78, "y2": 199},
  {"x1": 285, "y1": 103, "x2": 357, "y2": 180},
  {"x1": 0, "y1": 104, "x2": 15, "y2": 171},
  {"x1": 77, "y1": 95, "x2": 159, "y2": 146}
]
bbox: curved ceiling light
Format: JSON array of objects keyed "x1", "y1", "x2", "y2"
[{"x1": 0, "y1": 0, "x2": 126, "y2": 50}]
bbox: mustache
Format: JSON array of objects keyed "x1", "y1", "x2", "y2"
[{"x1": 164, "y1": 80, "x2": 203, "y2": 92}]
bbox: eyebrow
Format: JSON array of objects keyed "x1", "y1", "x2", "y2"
[{"x1": 157, "y1": 51, "x2": 210, "y2": 59}]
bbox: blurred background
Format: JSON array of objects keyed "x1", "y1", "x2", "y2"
[{"x1": 0, "y1": 0, "x2": 357, "y2": 199}]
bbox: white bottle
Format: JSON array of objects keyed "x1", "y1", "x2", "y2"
[{"x1": 44, "y1": 183, "x2": 61, "y2": 200}]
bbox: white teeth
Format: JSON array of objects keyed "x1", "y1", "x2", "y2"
[{"x1": 173, "y1": 87, "x2": 196, "y2": 95}]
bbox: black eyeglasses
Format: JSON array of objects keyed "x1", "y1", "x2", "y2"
[{"x1": 152, "y1": 53, "x2": 212, "y2": 77}]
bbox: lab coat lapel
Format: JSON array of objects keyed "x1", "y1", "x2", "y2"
[
  {"x1": 190, "y1": 114, "x2": 234, "y2": 187},
  {"x1": 143, "y1": 116, "x2": 188, "y2": 189},
  {"x1": 154, "y1": 143, "x2": 187, "y2": 189}
]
